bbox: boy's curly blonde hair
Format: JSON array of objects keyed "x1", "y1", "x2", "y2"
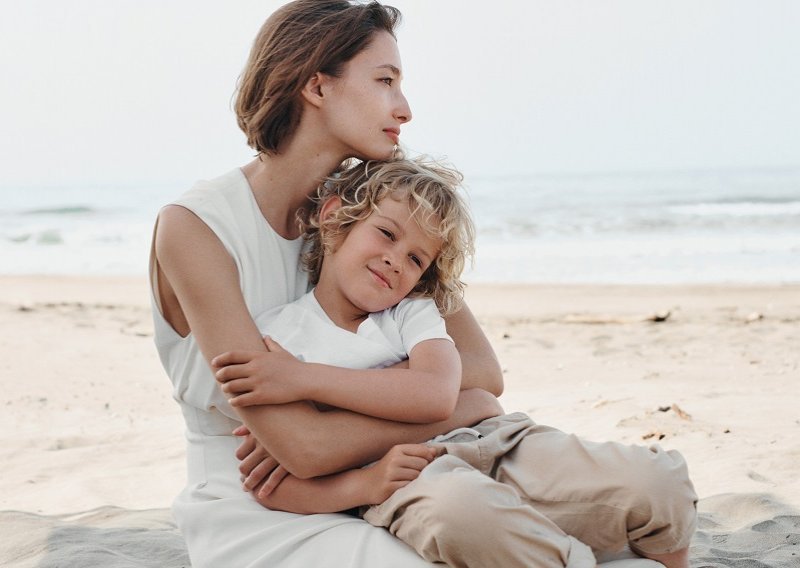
[{"x1": 302, "y1": 157, "x2": 475, "y2": 315}]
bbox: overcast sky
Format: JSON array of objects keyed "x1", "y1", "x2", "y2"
[{"x1": 1, "y1": 0, "x2": 798, "y2": 188}]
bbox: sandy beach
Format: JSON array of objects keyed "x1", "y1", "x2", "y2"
[{"x1": 1, "y1": 275, "x2": 798, "y2": 566}]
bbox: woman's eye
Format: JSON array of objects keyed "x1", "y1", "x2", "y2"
[{"x1": 380, "y1": 77, "x2": 394, "y2": 86}]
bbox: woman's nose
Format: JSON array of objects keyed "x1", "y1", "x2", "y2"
[{"x1": 394, "y1": 91, "x2": 412, "y2": 124}]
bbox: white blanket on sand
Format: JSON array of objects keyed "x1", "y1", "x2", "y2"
[{"x1": 1, "y1": 494, "x2": 798, "y2": 568}]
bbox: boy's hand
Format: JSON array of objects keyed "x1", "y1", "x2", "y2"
[
  {"x1": 213, "y1": 336, "x2": 306, "y2": 407},
  {"x1": 364, "y1": 444, "x2": 440, "y2": 505}
]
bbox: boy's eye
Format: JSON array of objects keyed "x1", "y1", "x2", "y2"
[
  {"x1": 379, "y1": 227, "x2": 394, "y2": 240},
  {"x1": 410, "y1": 255, "x2": 422, "y2": 268}
]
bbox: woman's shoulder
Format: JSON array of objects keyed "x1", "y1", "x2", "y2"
[
  {"x1": 172, "y1": 168, "x2": 249, "y2": 208},
  {"x1": 158, "y1": 168, "x2": 256, "y2": 234},
  {"x1": 154, "y1": 168, "x2": 257, "y2": 266}
]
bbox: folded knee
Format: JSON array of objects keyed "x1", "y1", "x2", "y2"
[
  {"x1": 631, "y1": 447, "x2": 696, "y2": 506},
  {"x1": 626, "y1": 447, "x2": 698, "y2": 551},
  {"x1": 415, "y1": 469, "x2": 494, "y2": 528}
]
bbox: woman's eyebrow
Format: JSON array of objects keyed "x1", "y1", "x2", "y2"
[{"x1": 376, "y1": 64, "x2": 402, "y2": 78}]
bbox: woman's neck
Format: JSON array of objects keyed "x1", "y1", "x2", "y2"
[{"x1": 242, "y1": 131, "x2": 348, "y2": 240}]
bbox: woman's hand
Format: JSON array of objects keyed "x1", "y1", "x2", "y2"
[
  {"x1": 213, "y1": 337, "x2": 308, "y2": 407},
  {"x1": 233, "y1": 424, "x2": 285, "y2": 490},
  {"x1": 363, "y1": 444, "x2": 440, "y2": 505}
]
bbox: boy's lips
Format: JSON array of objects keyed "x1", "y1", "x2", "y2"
[{"x1": 368, "y1": 267, "x2": 392, "y2": 288}]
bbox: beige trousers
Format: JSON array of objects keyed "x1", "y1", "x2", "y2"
[{"x1": 363, "y1": 413, "x2": 697, "y2": 568}]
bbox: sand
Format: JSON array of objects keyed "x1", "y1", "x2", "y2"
[{"x1": 1, "y1": 275, "x2": 798, "y2": 567}]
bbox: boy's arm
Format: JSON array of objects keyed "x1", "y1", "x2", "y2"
[
  {"x1": 235, "y1": 388, "x2": 503, "y2": 483},
  {"x1": 215, "y1": 337, "x2": 461, "y2": 423},
  {"x1": 255, "y1": 444, "x2": 438, "y2": 514},
  {"x1": 155, "y1": 206, "x2": 500, "y2": 480}
]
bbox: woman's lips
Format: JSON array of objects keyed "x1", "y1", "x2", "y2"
[{"x1": 383, "y1": 128, "x2": 400, "y2": 144}]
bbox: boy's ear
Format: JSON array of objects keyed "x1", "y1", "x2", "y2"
[
  {"x1": 318, "y1": 196, "x2": 343, "y2": 220},
  {"x1": 301, "y1": 72, "x2": 330, "y2": 108}
]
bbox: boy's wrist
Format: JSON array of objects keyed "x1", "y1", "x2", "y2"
[
  {"x1": 330, "y1": 467, "x2": 374, "y2": 507},
  {"x1": 353, "y1": 467, "x2": 377, "y2": 505},
  {"x1": 298, "y1": 362, "x2": 323, "y2": 402}
]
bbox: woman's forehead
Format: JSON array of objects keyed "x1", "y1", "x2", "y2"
[{"x1": 344, "y1": 31, "x2": 403, "y2": 75}]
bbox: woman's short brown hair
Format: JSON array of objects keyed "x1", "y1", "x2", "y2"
[
  {"x1": 236, "y1": 1, "x2": 401, "y2": 155},
  {"x1": 302, "y1": 157, "x2": 475, "y2": 316}
]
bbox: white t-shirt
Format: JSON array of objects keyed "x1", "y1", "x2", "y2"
[{"x1": 254, "y1": 291, "x2": 452, "y2": 369}]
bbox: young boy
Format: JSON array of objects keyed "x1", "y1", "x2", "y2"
[
  {"x1": 213, "y1": 157, "x2": 697, "y2": 568},
  {"x1": 213, "y1": 156, "x2": 477, "y2": 513}
]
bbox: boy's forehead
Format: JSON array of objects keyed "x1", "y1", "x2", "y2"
[{"x1": 374, "y1": 196, "x2": 434, "y2": 228}]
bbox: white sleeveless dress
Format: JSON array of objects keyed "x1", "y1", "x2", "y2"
[{"x1": 151, "y1": 168, "x2": 433, "y2": 568}]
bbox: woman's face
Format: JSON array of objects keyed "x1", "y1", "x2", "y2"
[{"x1": 321, "y1": 31, "x2": 412, "y2": 161}]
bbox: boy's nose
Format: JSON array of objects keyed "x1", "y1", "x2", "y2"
[{"x1": 383, "y1": 255, "x2": 401, "y2": 272}]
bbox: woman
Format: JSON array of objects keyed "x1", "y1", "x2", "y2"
[
  {"x1": 150, "y1": 1, "x2": 503, "y2": 566},
  {"x1": 152, "y1": 2, "x2": 697, "y2": 567}
]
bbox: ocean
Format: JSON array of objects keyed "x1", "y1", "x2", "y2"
[{"x1": 2, "y1": 168, "x2": 799, "y2": 284}]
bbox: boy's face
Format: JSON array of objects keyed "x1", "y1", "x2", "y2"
[{"x1": 319, "y1": 196, "x2": 442, "y2": 317}]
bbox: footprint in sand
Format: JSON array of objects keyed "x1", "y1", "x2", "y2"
[
  {"x1": 48, "y1": 436, "x2": 99, "y2": 451},
  {"x1": 747, "y1": 471, "x2": 777, "y2": 486}
]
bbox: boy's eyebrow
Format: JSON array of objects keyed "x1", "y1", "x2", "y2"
[
  {"x1": 416, "y1": 245, "x2": 437, "y2": 265},
  {"x1": 375, "y1": 214, "x2": 401, "y2": 231},
  {"x1": 376, "y1": 213, "x2": 437, "y2": 263}
]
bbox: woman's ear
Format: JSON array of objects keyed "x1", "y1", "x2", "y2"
[
  {"x1": 301, "y1": 72, "x2": 329, "y2": 108},
  {"x1": 318, "y1": 196, "x2": 343, "y2": 220}
]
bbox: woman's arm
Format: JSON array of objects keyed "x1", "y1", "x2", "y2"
[
  {"x1": 154, "y1": 206, "x2": 502, "y2": 479},
  {"x1": 444, "y1": 303, "x2": 504, "y2": 395},
  {"x1": 214, "y1": 338, "x2": 461, "y2": 423}
]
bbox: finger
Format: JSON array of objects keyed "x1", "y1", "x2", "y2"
[
  {"x1": 427, "y1": 444, "x2": 447, "y2": 458},
  {"x1": 402, "y1": 455, "x2": 434, "y2": 471},
  {"x1": 385, "y1": 454, "x2": 430, "y2": 471},
  {"x1": 397, "y1": 444, "x2": 439, "y2": 461},
  {"x1": 221, "y1": 378, "x2": 252, "y2": 395},
  {"x1": 211, "y1": 350, "x2": 257, "y2": 369},
  {"x1": 387, "y1": 461, "x2": 429, "y2": 480},
  {"x1": 238, "y1": 446, "x2": 268, "y2": 476},
  {"x1": 230, "y1": 392, "x2": 262, "y2": 407},
  {"x1": 232, "y1": 425, "x2": 250, "y2": 436},
  {"x1": 215, "y1": 364, "x2": 252, "y2": 383},
  {"x1": 221, "y1": 379, "x2": 251, "y2": 400},
  {"x1": 263, "y1": 336, "x2": 287, "y2": 353},
  {"x1": 234, "y1": 434, "x2": 256, "y2": 461},
  {"x1": 244, "y1": 456, "x2": 279, "y2": 490},
  {"x1": 258, "y1": 465, "x2": 290, "y2": 499}
]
